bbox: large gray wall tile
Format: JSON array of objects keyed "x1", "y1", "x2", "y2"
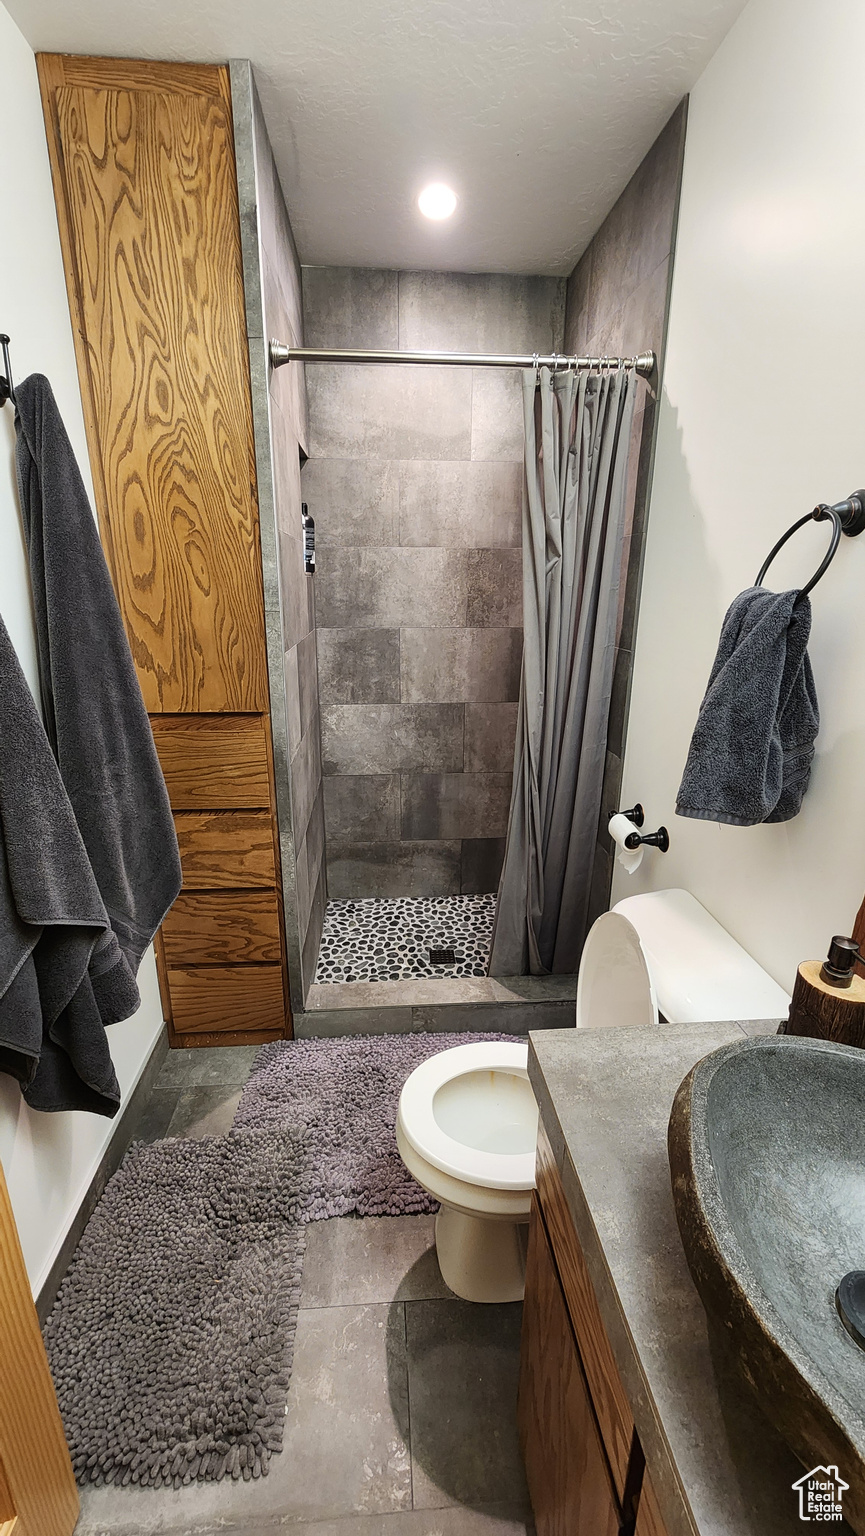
[
  {"x1": 301, "y1": 860, "x2": 327, "y2": 993},
  {"x1": 399, "y1": 272, "x2": 565, "y2": 354},
  {"x1": 307, "y1": 365, "x2": 472, "y2": 460},
  {"x1": 464, "y1": 702, "x2": 519, "y2": 772},
  {"x1": 302, "y1": 267, "x2": 399, "y2": 350},
  {"x1": 317, "y1": 627, "x2": 400, "y2": 704},
  {"x1": 400, "y1": 629, "x2": 522, "y2": 704},
  {"x1": 466, "y1": 549, "x2": 523, "y2": 627},
  {"x1": 291, "y1": 712, "x2": 323, "y2": 846},
  {"x1": 401, "y1": 773, "x2": 512, "y2": 840},
  {"x1": 327, "y1": 842, "x2": 461, "y2": 899},
  {"x1": 324, "y1": 775, "x2": 400, "y2": 843},
  {"x1": 302, "y1": 459, "x2": 399, "y2": 548},
  {"x1": 461, "y1": 837, "x2": 507, "y2": 894},
  {"x1": 316, "y1": 549, "x2": 468, "y2": 629},
  {"x1": 471, "y1": 370, "x2": 525, "y2": 462},
  {"x1": 398, "y1": 461, "x2": 521, "y2": 548},
  {"x1": 322, "y1": 704, "x2": 464, "y2": 775}
]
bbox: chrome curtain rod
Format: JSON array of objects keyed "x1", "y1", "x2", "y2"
[{"x1": 269, "y1": 341, "x2": 656, "y2": 378}]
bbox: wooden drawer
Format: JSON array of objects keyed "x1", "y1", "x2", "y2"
[
  {"x1": 175, "y1": 811, "x2": 276, "y2": 889},
  {"x1": 150, "y1": 714, "x2": 271, "y2": 809},
  {"x1": 161, "y1": 891, "x2": 282, "y2": 964},
  {"x1": 167, "y1": 965, "x2": 285, "y2": 1034},
  {"x1": 535, "y1": 1123, "x2": 634, "y2": 1499}
]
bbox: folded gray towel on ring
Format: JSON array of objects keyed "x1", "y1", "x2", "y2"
[{"x1": 676, "y1": 586, "x2": 819, "y2": 826}]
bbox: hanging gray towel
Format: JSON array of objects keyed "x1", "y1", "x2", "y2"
[
  {"x1": 0, "y1": 614, "x2": 123, "y2": 1115},
  {"x1": 12, "y1": 374, "x2": 182, "y2": 1108},
  {"x1": 676, "y1": 586, "x2": 819, "y2": 826}
]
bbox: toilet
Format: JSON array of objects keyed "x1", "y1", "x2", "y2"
[{"x1": 397, "y1": 888, "x2": 790, "y2": 1303}]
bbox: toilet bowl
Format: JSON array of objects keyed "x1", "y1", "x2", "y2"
[{"x1": 396, "y1": 1041, "x2": 537, "y2": 1303}]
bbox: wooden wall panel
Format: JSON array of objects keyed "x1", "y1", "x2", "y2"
[
  {"x1": 174, "y1": 811, "x2": 276, "y2": 889},
  {"x1": 150, "y1": 714, "x2": 271, "y2": 808},
  {"x1": 0, "y1": 1163, "x2": 78, "y2": 1536},
  {"x1": 41, "y1": 58, "x2": 267, "y2": 713},
  {"x1": 635, "y1": 1469, "x2": 671, "y2": 1536},
  {"x1": 161, "y1": 891, "x2": 282, "y2": 964},
  {"x1": 167, "y1": 965, "x2": 285, "y2": 1034}
]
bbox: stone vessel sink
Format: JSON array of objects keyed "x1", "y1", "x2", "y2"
[{"x1": 669, "y1": 1034, "x2": 865, "y2": 1533}]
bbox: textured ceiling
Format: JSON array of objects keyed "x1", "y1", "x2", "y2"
[{"x1": 8, "y1": 0, "x2": 747, "y2": 273}]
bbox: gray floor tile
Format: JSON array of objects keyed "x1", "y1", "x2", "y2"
[
  {"x1": 130, "y1": 1087, "x2": 182, "y2": 1145},
  {"x1": 153, "y1": 1048, "x2": 194, "y2": 1088},
  {"x1": 301, "y1": 1217, "x2": 454, "y2": 1308},
  {"x1": 406, "y1": 1300, "x2": 529, "y2": 1513},
  {"x1": 192, "y1": 1506, "x2": 533, "y2": 1534},
  {"x1": 165, "y1": 1085, "x2": 243, "y2": 1139},
  {"x1": 184, "y1": 1044, "x2": 261, "y2": 1087}
]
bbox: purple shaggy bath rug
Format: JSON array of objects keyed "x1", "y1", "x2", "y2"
[{"x1": 232, "y1": 1031, "x2": 508, "y2": 1220}]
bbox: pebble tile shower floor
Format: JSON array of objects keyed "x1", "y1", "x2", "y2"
[
  {"x1": 70, "y1": 1044, "x2": 533, "y2": 1536},
  {"x1": 315, "y1": 893, "x2": 498, "y2": 983}
]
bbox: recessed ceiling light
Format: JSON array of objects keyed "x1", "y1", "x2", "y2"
[{"x1": 418, "y1": 183, "x2": 458, "y2": 221}]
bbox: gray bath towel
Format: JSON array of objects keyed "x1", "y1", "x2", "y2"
[
  {"x1": 0, "y1": 615, "x2": 122, "y2": 1114},
  {"x1": 676, "y1": 586, "x2": 819, "y2": 826},
  {"x1": 11, "y1": 375, "x2": 182, "y2": 1111}
]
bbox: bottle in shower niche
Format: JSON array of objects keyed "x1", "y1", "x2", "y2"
[{"x1": 302, "y1": 502, "x2": 315, "y2": 574}]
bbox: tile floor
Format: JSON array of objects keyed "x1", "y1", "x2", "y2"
[
  {"x1": 314, "y1": 895, "x2": 497, "y2": 984},
  {"x1": 72, "y1": 1045, "x2": 533, "y2": 1536}
]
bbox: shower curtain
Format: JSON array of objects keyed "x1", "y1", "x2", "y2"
[{"x1": 488, "y1": 364, "x2": 637, "y2": 976}]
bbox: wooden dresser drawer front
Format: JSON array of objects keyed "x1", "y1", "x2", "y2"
[
  {"x1": 175, "y1": 811, "x2": 276, "y2": 888},
  {"x1": 150, "y1": 714, "x2": 271, "y2": 809},
  {"x1": 161, "y1": 891, "x2": 282, "y2": 964},
  {"x1": 167, "y1": 965, "x2": 285, "y2": 1034},
  {"x1": 535, "y1": 1122, "x2": 634, "y2": 1498}
]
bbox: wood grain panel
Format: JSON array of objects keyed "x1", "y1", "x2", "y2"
[
  {"x1": 150, "y1": 714, "x2": 270, "y2": 808},
  {"x1": 38, "y1": 55, "x2": 226, "y2": 97},
  {"x1": 0, "y1": 1161, "x2": 79, "y2": 1536},
  {"x1": 174, "y1": 812, "x2": 276, "y2": 889},
  {"x1": 518, "y1": 1200, "x2": 620, "y2": 1536},
  {"x1": 167, "y1": 965, "x2": 285, "y2": 1034},
  {"x1": 636, "y1": 1469, "x2": 671, "y2": 1536},
  {"x1": 161, "y1": 891, "x2": 282, "y2": 964},
  {"x1": 49, "y1": 77, "x2": 266, "y2": 712},
  {"x1": 535, "y1": 1123, "x2": 634, "y2": 1498}
]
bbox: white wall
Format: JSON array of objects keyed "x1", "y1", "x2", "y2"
[
  {"x1": 0, "y1": 0, "x2": 164, "y2": 1294},
  {"x1": 615, "y1": 0, "x2": 865, "y2": 991}
]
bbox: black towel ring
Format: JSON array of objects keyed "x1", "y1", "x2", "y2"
[{"x1": 755, "y1": 491, "x2": 865, "y2": 602}]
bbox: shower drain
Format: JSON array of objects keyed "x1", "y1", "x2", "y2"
[{"x1": 428, "y1": 947, "x2": 457, "y2": 966}]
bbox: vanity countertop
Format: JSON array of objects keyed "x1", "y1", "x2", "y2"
[{"x1": 527, "y1": 1020, "x2": 849, "y2": 1536}]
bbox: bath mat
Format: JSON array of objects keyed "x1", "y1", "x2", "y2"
[
  {"x1": 232, "y1": 1030, "x2": 507, "y2": 1220},
  {"x1": 44, "y1": 1131, "x2": 306, "y2": 1489}
]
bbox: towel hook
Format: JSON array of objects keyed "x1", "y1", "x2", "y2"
[
  {"x1": 755, "y1": 490, "x2": 865, "y2": 602},
  {"x1": 0, "y1": 334, "x2": 14, "y2": 408}
]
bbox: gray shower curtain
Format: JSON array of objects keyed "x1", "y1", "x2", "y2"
[{"x1": 488, "y1": 364, "x2": 637, "y2": 976}]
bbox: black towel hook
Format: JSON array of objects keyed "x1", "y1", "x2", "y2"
[
  {"x1": 0, "y1": 334, "x2": 14, "y2": 408},
  {"x1": 755, "y1": 490, "x2": 865, "y2": 602}
]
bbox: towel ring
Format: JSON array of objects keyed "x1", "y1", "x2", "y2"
[{"x1": 755, "y1": 491, "x2": 865, "y2": 602}]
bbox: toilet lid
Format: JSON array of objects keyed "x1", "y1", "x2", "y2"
[
  {"x1": 576, "y1": 912, "x2": 658, "y2": 1029},
  {"x1": 397, "y1": 1042, "x2": 537, "y2": 1190}
]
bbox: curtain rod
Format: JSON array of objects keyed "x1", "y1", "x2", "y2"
[{"x1": 269, "y1": 341, "x2": 655, "y2": 378}]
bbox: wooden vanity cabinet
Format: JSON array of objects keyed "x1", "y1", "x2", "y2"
[
  {"x1": 37, "y1": 55, "x2": 291, "y2": 1046},
  {"x1": 519, "y1": 1124, "x2": 671, "y2": 1536}
]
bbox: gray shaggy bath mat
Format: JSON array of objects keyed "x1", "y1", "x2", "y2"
[
  {"x1": 44, "y1": 1131, "x2": 306, "y2": 1490},
  {"x1": 232, "y1": 1030, "x2": 507, "y2": 1220}
]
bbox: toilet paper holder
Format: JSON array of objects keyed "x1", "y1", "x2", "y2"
[{"x1": 618, "y1": 804, "x2": 670, "y2": 854}]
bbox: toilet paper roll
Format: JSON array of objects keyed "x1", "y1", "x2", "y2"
[{"x1": 608, "y1": 812, "x2": 643, "y2": 875}]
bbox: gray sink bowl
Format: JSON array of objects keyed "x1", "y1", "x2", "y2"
[{"x1": 669, "y1": 1034, "x2": 865, "y2": 1533}]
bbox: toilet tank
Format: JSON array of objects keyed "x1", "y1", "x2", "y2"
[{"x1": 611, "y1": 889, "x2": 791, "y2": 1024}]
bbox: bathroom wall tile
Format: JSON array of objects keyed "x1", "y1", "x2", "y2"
[
  {"x1": 563, "y1": 246, "x2": 592, "y2": 356},
  {"x1": 294, "y1": 1006, "x2": 415, "y2": 1038},
  {"x1": 303, "y1": 266, "x2": 399, "y2": 350},
  {"x1": 285, "y1": 642, "x2": 302, "y2": 757},
  {"x1": 301, "y1": 859, "x2": 327, "y2": 992},
  {"x1": 464, "y1": 703, "x2": 519, "y2": 773},
  {"x1": 326, "y1": 841, "x2": 462, "y2": 900},
  {"x1": 306, "y1": 365, "x2": 472, "y2": 460},
  {"x1": 253, "y1": 87, "x2": 304, "y2": 345},
  {"x1": 398, "y1": 272, "x2": 565, "y2": 355},
  {"x1": 301, "y1": 1216, "x2": 449, "y2": 1308},
  {"x1": 280, "y1": 526, "x2": 314, "y2": 652},
  {"x1": 409, "y1": 1001, "x2": 572, "y2": 1032},
  {"x1": 323, "y1": 774, "x2": 401, "y2": 843},
  {"x1": 461, "y1": 837, "x2": 507, "y2": 895},
  {"x1": 607, "y1": 645, "x2": 633, "y2": 761},
  {"x1": 295, "y1": 819, "x2": 312, "y2": 937},
  {"x1": 271, "y1": 392, "x2": 304, "y2": 537},
  {"x1": 315, "y1": 548, "x2": 468, "y2": 629},
  {"x1": 398, "y1": 460, "x2": 522, "y2": 548},
  {"x1": 400, "y1": 773, "x2": 512, "y2": 840},
  {"x1": 305, "y1": 780, "x2": 327, "y2": 894},
  {"x1": 406, "y1": 1299, "x2": 529, "y2": 1512},
  {"x1": 296, "y1": 628, "x2": 319, "y2": 740},
  {"x1": 302, "y1": 458, "x2": 399, "y2": 547},
  {"x1": 264, "y1": 249, "x2": 308, "y2": 449},
  {"x1": 400, "y1": 629, "x2": 522, "y2": 704},
  {"x1": 317, "y1": 628, "x2": 401, "y2": 705},
  {"x1": 470, "y1": 369, "x2": 525, "y2": 463},
  {"x1": 465, "y1": 549, "x2": 523, "y2": 628},
  {"x1": 291, "y1": 711, "x2": 324, "y2": 846},
  {"x1": 322, "y1": 704, "x2": 464, "y2": 776}
]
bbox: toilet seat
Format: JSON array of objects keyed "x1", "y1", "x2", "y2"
[
  {"x1": 576, "y1": 911, "x2": 658, "y2": 1029},
  {"x1": 397, "y1": 1041, "x2": 537, "y2": 1191}
]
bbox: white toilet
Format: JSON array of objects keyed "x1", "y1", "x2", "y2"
[{"x1": 396, "y1": 888, "x2": 790, "y2": 1304}]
